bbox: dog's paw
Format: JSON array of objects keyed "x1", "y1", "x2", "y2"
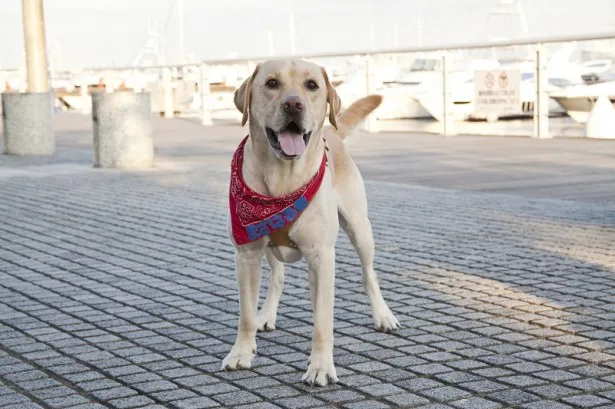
[
  {"x1": 256, "y1": 313, "x2": 277, "y2": 332},
  {"x1": 302, "y1": 353, "x2": 338, "y2": 386},
  {"x1": 221, "y1": 341, "x2": 256, "y2": 371},
  {"x1": 374, "y1": 305, "x2": 400, "y2": 333}
]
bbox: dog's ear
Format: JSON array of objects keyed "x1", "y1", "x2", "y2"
[
  {"x1": 321, "y1": 67, "x2": 341, "y2": 129},
  {"x1": 234, "y1": 64, "x2": 260, "y2": 126}
]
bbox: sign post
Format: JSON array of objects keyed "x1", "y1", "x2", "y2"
[
  {"x1": 474, "y1": 69, "x2": 521, "y2": 121},
  {"x1": 441, "y1": 51, "x2": 456, "y2": 136}
]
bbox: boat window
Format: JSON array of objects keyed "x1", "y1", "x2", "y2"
[
  {"x1": 521, "y1": 72, "x2": 534, "y2": 81},
  {"x1": 409, "y1": 59, "x2": 441, "y2": 72},
  {"x1": 584, "y1": 62, "x2": 609, "y2": 68},
  {"x1": 548, "y1": 78, "x2": 573, "y2": 87}
]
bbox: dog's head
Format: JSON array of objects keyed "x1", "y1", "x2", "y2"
[{"x1": 234, "y1": 59, "x2": 341, "y2": 160}]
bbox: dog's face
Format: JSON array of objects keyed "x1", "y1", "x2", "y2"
[{"x1": 234, "y1": 59, "x2": 341, "y2": 160}]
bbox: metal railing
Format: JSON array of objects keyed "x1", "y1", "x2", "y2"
[
  {"x1": 31, "y1": 31, "x2": 615, "y2": 138},
  {"x1": 206, "y1": 31, "x2": 615, "y2": 138}
]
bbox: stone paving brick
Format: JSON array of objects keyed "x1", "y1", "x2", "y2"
[
  {"x1": 421, "y1": 386, "x2": 472, "y2": 402},
  {"x1": 169, "y1": 397, "x2": 220, "y2": 409},
  {"x1": 384, "y1": 392, "x2": 431, "y2": 408},
  {"x1": 277, "y1": 396, "x2": 325, "y2": 409},
  {"x1": 459, "y1": 380, "x2": 507, "y2": 393},
  {"x1": 534, "y1": 370, "x2": 580, "y2": 382},
  {"x1": 45, "y1": 395, "x2": 91, "y2": 408},
  {"x1": 89, "y1": 387, "x2": 138, "y2": 401},
  {"x1": 151, "y1": 388, "x2": 197, "y2": 402},
  {"x1": 487, "y1": 389, "x2": 540, "y2": 406},
  {"x1": 528, "y1": 384, "x2": 579, "y2": 399},
  {"x1": 256, "y1": 385, "x2": 301, "y2": 399},
  {"x1": 564, "y1": 378, "x2": 613, "y2": 392},
  {"x1": 451, "y1": 397, "x2": 502, "y2": 409},
  {"x1": 235, "y1": 404, "x2": 281, "y2": 409},
  {"x1": 211, "y1": 390, "x2": 261, "y2": 406},
  {"x1": 0, "y1": 394, "x2": 30, "y2": 406},
  {"x1": 133, "y1": 380, "x2": 178, "y2": 393},
  {"x1": 63, "y1": 404, "x2": 108, "y2": 409},
  {"x1": 193, "y1": 383, "x2": 239, "y2": 395},
  {"x1": 398, "y1": 377, "x2": 444, "y2": 391},
  {"x1": 571, "y1": 365, "x2": 614, "y2": 377},
  {"x1": 77, "y1": 379, "x2": 122, "y2": 392},
  {"x1": 5, "y1": 403, "x2": 44, "y2": 409},
  {"x1": 233, "y1": 375, "x2": 280, "y2": 390},
  {"x1": 344, "y1": 400, "x2": 391, "y2": 409},
  {"x1": 436, "y1": 371, "x2": 482, "y2": 384},
  {"x1": 521, "y1": 402, "x2": 574, "y2": 409},
  {"x1": 108, "y1": 395, "x2": 155, "y2": 409},
  {"x1": 358, "y1": 383, "x2": 405, "y2": 397},
  {"x1": 563, "y1": 394, "x2": 612, "y2": 407},
  {"x1": 17, "y1": 378, "x2": 60, "y2": 390},
  {"x1": 500, "y1": 375, "x2": 547, "y2": 389},
  {"x1": 317, "y1": 390, "x2": 365, "y2": 403},
  {"x1": 63, "y1": 371, "x2": 105, "y2": 383}
]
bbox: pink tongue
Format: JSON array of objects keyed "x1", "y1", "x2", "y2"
[{"x1": 278, "y1": 132, "x2": 306, "y2": 156}]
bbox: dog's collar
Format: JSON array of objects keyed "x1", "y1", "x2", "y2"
[{"x1": 229, "y1": 135, "x2": 327, "y2": 247}]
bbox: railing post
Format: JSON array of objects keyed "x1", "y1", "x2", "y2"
[
  {"x1": 80, "y1": 74, "x2": 89, "y2": 113},
  {"x1": 533, "y1": 43, "x2": 550, "y2": 138},
  {"x1": 163, "y1": 68, "x2": 174, "y2": 118},
  {"x1": 441, "y1": 50, "x2": 456, "y2": 136},
  {"x1": 199, "y1": 63, "x2": 213, "y2": 126},
  {"x1": 364, "y1": 54, "x2": 378, "y2": 133}
]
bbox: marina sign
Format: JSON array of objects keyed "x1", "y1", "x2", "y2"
[{"x1": 474, "y1": 69, "x2": 521, "y2": 115}]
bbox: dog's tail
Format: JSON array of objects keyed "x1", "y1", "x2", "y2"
[{"x1": 335, "y1": 94, "x2": 382, "y2": 139}]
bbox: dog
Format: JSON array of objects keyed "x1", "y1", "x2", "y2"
[{"x1": 222, "y1": 59, "x2": 399, "y2": 386}]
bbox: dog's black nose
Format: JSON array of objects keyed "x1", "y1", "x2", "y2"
[{"x1": 282, "y1": 96, "x2": 304, "y2": 115}]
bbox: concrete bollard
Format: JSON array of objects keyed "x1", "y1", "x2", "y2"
[
  {"x1": 2, "y1": 91, "x2": 54, "y2": 155},
  {"x1": 585, "y1": 95, "x2": 615, "y2": 139},
  {"x1": 92, "y1": 91, "x2": 153, "y2": 169}
]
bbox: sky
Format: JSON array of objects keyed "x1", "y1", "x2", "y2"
[{"x1": 1, "y1": 0, "x2": 614, "y2": 69}]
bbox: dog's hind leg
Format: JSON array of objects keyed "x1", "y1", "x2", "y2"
[
  {"x1": 338, "y1": 183, "x2": 400, "y2": 332},
  {"x1": 257, "y1": 248, "x2": 285, "y2": 331}
]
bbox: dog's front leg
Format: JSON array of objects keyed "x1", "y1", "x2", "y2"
[
  {"x1": 222, "y1": 243, "x2": 265, "y2": 370},
  {"x1": 302, "y1": 247, "x2": 338, "y2": 386}
]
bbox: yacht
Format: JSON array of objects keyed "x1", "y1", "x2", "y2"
[{"x1": 549, "y1": 68, "x2": 615, "y2": 123}]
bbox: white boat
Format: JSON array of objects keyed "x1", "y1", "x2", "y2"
[
  {"x1": 335, "y1": 56, "x2": 501, "y2": 120},
  {"x1": 334, "y1": 62, "x2": 431, "y2": 120},
  {"x1": 549, "y1": 74, "x2": 615, "y2": 123},
  {"x1": 412, "y1": 59, "x2": 507, "y2": 122},
  {"x1": 413, "y1": 78, "x2": 475, "y2": 122}
]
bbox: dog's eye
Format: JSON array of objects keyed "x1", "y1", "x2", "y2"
[
  {"x1": 305, "y1": 80, "x2": 319, "y2": 90},
  {"x1": 265, "y1": 79, "x2": 279, "y2": 89}
]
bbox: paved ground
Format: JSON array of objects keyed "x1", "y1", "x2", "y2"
[
  {"x1": 3, "y1": 113, "x2": 614, "y2": 203},
  {"x1": 1, "y1": 113, "x2": 615, "y2": 408}
]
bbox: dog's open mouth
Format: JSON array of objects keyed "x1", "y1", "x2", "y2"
[{"x1": 266, "y1": 121, "x2": 311, "y2": 159}]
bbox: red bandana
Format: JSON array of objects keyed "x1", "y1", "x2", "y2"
[{"x1": 229, "y1": 135, "x2": 327, "y2": 245}]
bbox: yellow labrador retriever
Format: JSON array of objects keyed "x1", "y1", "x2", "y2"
[{"x1": 222, "y1": 59, "x2": 399, "y2": 386}]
